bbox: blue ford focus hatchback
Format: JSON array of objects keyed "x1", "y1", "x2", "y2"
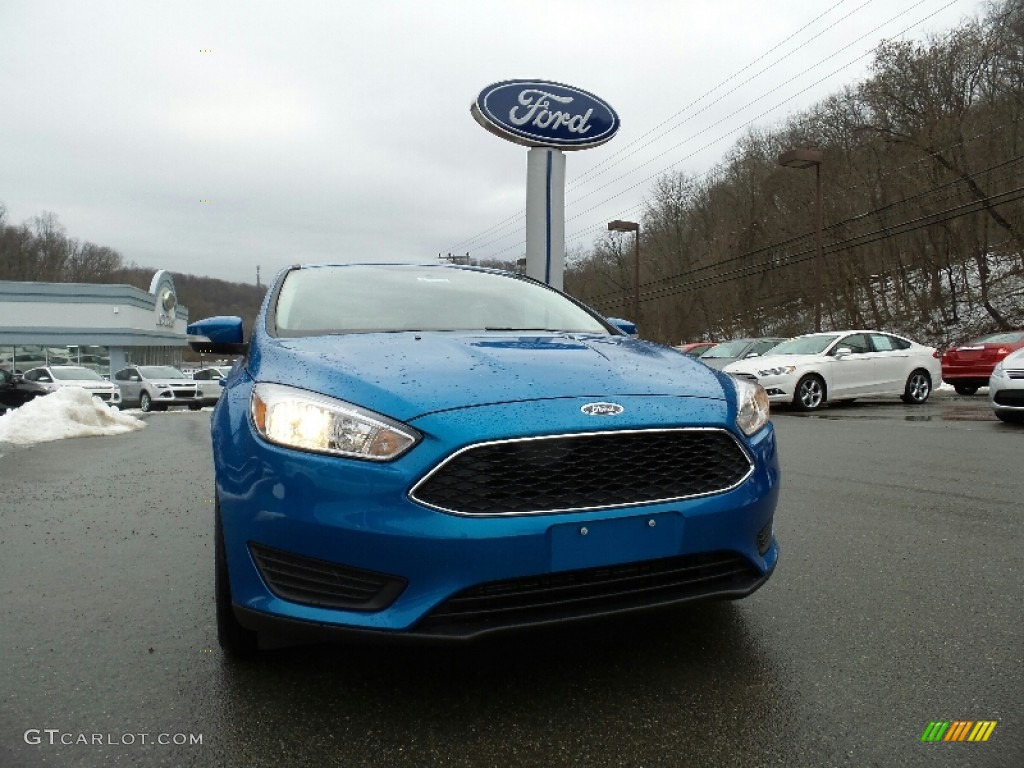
[{"x1": 188, "y1": 264, "x2": 779, "y2": 657}]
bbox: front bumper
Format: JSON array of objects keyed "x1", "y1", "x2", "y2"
[
  {"x1": 212, "y1": 383, "x2": 781, "y2": 639},
  {"x1": 730, "y1": 372, "x2": 795, "y2": 403},
  {"x1": 153, "y1": 387, "x2": 200, "y2": 405},
  {"x1": 988, "y1": 373, "x2": 1024, "y2": 413}
]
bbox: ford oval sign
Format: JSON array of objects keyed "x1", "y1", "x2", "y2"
[
  {"x1": 581, "y1": 402, "x2": 625, "y2": 416},
  {"x1": 472, "y1": 80, "x2": 620, "y2": 150}
]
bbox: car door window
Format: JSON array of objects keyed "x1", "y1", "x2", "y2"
[
  {"x1": 869, "y1": 334, "x2": 895, "y2": 352},
  {"x1": 832, "y1": 334, "x2": 870, "y2": 355}
]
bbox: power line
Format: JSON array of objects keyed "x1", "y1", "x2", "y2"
[{"x1": 592, "y1": 183, "x2": 1024, "y2": 309}]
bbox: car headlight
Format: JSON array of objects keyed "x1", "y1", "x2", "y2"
[
  {"x1": 734, "y1": 378, "x2": 770, "y2": 436},
  {"x1": 250, "y1": 383, "x2": 420, "y2": 461},
  {"x1": 757, "y1": 365, "x2": 796, "y2": 377},
  {"x1": 154, "y1": 383, "x2": 169, "y2": 389},
  {"x1": 990, "y1": 361, "x2": 1007, "y2": 379}
]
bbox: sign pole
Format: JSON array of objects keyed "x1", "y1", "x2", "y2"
[
  {"x1": 525, "y1": 148, "x2": 566, "y2": 290},
  {"x1": 471, "y1": 79, "x2": 619, "y2": 289}
]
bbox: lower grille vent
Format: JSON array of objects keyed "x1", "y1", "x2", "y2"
[
  {"x1": 249, "y1": 543, "x2": 406, "y2": 611},
  {"x1": 416, "y1": 551, "x2": 759, "y2": 637}
]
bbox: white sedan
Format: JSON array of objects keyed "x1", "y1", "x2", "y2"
[
  {"x1": 989, "y1": 346, "x2": 1024, "y2": 424},
  {"x1": 724, "y1": 330, "x2": 941, "y2": 411}
]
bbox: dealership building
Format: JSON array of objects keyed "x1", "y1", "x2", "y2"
[{"x1": 0, "y1": 271, "x2": 190, "y2": 377}]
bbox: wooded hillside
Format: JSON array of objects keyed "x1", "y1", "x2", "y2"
[{"x1": 566, "y1": 0, "x2": 1024, "y2": 347}]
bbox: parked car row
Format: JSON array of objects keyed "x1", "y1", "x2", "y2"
[
  {"x1": 672, "y1": 327, "x2": 1023, "y2": 422},
  {"x1": 723, "y1": 330, "x2": 941, "y2": 410},
  {"x1": 0, "y1": 364, "x2": 231, "y2": 414}
]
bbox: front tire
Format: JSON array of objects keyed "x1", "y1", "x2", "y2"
[
  {"x1": 215, "y1": 498, "x2": 260, "y2": 659},
  {"x1": 139, "y1": 391, "x2": 153, "y2": 412},
  {"x1": 954, "y1": 384, "x2": 978, "y2": 396},
  {"x1": 793, "y1": 374, "x2": 825, "y2": 411},
  {"x1": 901, "y1": 370, "x2": 931, "y2": 404}
]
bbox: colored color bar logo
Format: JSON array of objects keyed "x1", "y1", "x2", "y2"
[{"x1": 921, "y1": 721, "x2": 997, "y2": 742}]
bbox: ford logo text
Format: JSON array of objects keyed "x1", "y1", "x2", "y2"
[
  {"x1": 581, "y1": 402, "x2": 625, "y2": 416},
  {"x1": 471, "y1": 79, "x2": 620, "y2": 150}
]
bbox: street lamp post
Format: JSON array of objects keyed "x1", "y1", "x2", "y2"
[
  {"x1": 607, "y1": 219, "x2": 640, "y2": 321},
  {"x1": 778, "y1": 148, "x2": 824, "y2": 332}
]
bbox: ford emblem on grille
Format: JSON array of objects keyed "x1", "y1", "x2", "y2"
[{"x1": 581, "y1": 402, "x2": 624, "y2": 416}]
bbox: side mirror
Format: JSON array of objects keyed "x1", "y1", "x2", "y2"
[
  {"x1": 835, "y1": 346, "x2": 853, "y2": 357},
  {"x1": 745, "y1": 352, "x2": 760, "y2": 358},
  {"x1": 606, "y1": 317, "x2": 638, "y2": 337},
  {"x1": 188, "y1": 316, "x2": 248, "y2": 355},
  {"x1": 129, "y1": 375, "x2": 141, "y2": 382}
]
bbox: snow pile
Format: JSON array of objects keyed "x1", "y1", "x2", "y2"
[{"x1": 0, "y1": 387, "x2": 145, "y2": 445}]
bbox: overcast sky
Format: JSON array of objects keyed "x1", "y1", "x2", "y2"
[{"x1": 0, "y1": 0, "x2": 984, "y2": 285}]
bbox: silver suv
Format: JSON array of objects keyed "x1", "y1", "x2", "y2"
[
  {"x1": 114, "y1": 365, "x2": 200, "y2": 412},
  {"x1": 190, "y1": 366, "x2": 232, "y2": 407}
]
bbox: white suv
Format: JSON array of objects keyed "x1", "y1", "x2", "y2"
[
  {"x1": 191, "y1": 366, "x2": 233, "y2": 407},
  {"x1": 20, "y1": 366, "x2": 122, "y2": 406}
]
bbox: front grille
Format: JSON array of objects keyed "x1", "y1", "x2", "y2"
[
  {"x1": 411, "y1": 429, "x2": 753, "y2": 515},
  {"x1": 1006, "y1": 370, "x2": 1024, "y2": 380},
  {"x1": 994, "y1": 390, "x2": 1024, "y2": 407},
  {"x1": 731, "y1": 373, "x2": 759, "y2": 384},
  {"x1": 416, "y1": 552, "x2": 760, "y2": 637},
  {"x1": 249, "y1": 543, "x2": 407, "y2": 611},
  {"x1": 171, "y1": 389, "x2": 197, "y2": 398}
]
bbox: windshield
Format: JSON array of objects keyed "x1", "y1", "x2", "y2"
[
  {"x1": 701, "y1": 340, "x2": 751, "y2": 358},
  {"x1": 766, "y1": 334, "x2": 840, "y2": 356},
  {"x1": 139, "y1": 366, "x2": 187, "y2": 379},
  {"x1": 274, "y1": 265, "x2": 611, "y2": 335},
  {"x1": 51, "y1": 367, "x2": 104, "y2": 381}
]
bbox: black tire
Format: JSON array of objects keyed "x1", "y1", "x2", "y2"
[
  {"x1": 215, "y1": 498, "x2": 260, "y2": 659},
  {"x1": 995, "y1": 411, "x2": 1024, "y2": 424},
  {"x1": 901, "y1": 370, "x2": 931, "y2": 404},
  {"x1": 792, "y1": 374, "x2": 825, "y2": 411},
  {"x1": 188, "y1": 403, "x2": 202, "y2": 411},
  {"x1": 139, "y1": 391, "x2": 153, "y2": 412},
  {"x1": 954, "y1": 384, "x2": 978, "y2": 396}
]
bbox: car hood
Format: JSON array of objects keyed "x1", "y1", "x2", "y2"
[
  {"x1": 249, "y1": 332, "x2": 731, "y2": 421},
  {"x1": 55, "y1": 380, "x2": 118, "y2": 389},
  {"x1": 725, "y1": 353, "x2": 824, "y2": 375}
]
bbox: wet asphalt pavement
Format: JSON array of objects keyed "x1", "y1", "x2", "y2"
[{"x1": 0, "y1": 393, "x2": 1021, "y2": 768}]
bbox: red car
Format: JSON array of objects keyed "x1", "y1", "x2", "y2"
[
  {"x1": 674, "y1": 341, "x2": 717, "y2": 357},
  {"x1": 941, "y1": 330, "x2": 1024, "y2": 395}
]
